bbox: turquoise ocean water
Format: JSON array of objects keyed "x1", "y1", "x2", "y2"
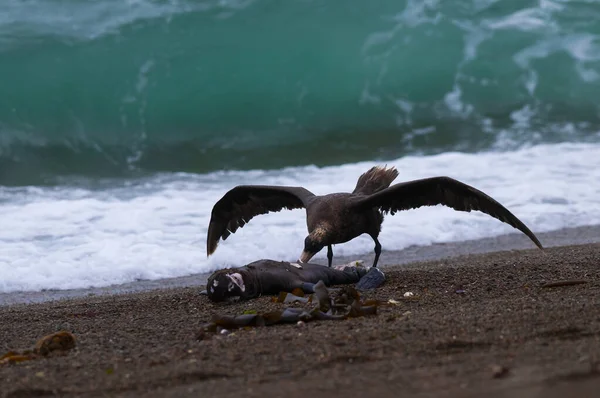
[{"x1": 1, "y1": 0, "x2": 599, "y2": 185}]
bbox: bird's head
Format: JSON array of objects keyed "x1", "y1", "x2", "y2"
[{"x1": 298, "y1": 227, "x2": 328, "y2": 264}]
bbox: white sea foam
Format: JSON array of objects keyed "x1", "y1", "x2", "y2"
[
  {"x1": 1, "y1": 141, "x2": 600, "y2": 293},
  {"x1": 0, "y1": 0, "x2": 255, "y2": 45}
]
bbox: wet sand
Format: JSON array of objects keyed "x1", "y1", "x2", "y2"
[{"x1": 1, "y1": 228, "x2": 600, "y2": 397}]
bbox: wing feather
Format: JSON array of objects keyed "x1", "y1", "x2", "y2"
[
  {"x1": 207, "y1": 185, "x2": 316, "y2": 256},
  {"x1": 351, "y1": 176, "x2": 543, "y2": 249}
]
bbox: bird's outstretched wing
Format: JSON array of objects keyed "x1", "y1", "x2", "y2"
[
  {"x1": 207, "y1": 185, "x2": 316, "y2": 256},
  {"x1": 350, "y1": 176, "x2": 543, "y2": 249}
]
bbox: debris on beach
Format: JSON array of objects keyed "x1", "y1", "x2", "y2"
[
  {"x1": 34, "y1": 331, "x2": 76, "y2": 356},
  {"x1": 198, "y1": 281, "x2": 393, "y2": 335},
  {"x1": 491, "y1": 364, "x2": 510, "y2": 378},
  {"x1": 273, "y1": 287, "x2": 312, "y2": 304},
  {"x1": 355, "y1": 266, "x2": 386, "y2": 290},
  {"x1": 540, "y1": 279, "x2": 587, "y2": 288},
  {"x1": 0, "y1": 331, "x2": 76, "y2": 365}
]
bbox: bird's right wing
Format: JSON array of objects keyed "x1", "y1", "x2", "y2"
[{"x1": 206, "y1": 185, "x2": 316, "y2": 256}]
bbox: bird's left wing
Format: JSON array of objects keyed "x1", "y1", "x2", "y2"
[{"x1": 350, "y1": 176, "x2": 543, "y2": 249}]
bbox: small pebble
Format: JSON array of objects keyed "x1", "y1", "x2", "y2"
[
  {"x1": 491, "y1": 364, "x2": 509, "y2": 378},
  {"x1": 403, "y1": 292, "x2": 414, "y2": 297}
]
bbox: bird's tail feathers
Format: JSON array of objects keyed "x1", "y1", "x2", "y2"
[{"x1": 352, "y1": 165, "x2": 399, "y2": 195}]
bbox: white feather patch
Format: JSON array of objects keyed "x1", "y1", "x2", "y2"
[{"x1": 226, "y1": 272, "x2": 245, "y2": 292}]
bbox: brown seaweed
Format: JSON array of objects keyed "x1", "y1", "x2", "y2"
[
  {"x1": 540, "y1": 280, "x2": 587, "y2": 288},
  {"x1": 200, "y1": 280, "x2": 381, "y2": 334},
  {"x1": 1, "y1": 331, "x2": 76, "y2": 366},
  {"x1": 273, "y1": 291, "x2": 312, "y2": 304}
]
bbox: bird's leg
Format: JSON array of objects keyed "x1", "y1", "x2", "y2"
[
  {"x1": 327, "y1": 245, "x2": 333, "y2": 267},
  {"x1": 372, "y1": 237, "x2": 382, "y2": 268}
]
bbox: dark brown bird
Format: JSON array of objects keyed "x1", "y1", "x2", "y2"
[{"x1": 206, "y1": 166, "x2": 543, "y2": 268}]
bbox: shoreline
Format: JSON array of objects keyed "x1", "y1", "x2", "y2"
[{"x1": 2, "y1": 224, "x2": 600, "y2": 307}]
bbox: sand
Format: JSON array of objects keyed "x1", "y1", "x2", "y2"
[{"x1": 1, "y1": 229, "x2": 600, "y2": 397}]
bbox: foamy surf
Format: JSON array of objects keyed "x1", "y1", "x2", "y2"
[{"x1": 1, "y1": 141, "x2": 600, "y2": 293}]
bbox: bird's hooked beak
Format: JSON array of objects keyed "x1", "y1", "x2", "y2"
[
  {"x1": 300, "y1": 232, "x2": 326, "y2": 264},
  {"x1": 299, "y1": 250, "x2": 316, "y2": 264}
]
